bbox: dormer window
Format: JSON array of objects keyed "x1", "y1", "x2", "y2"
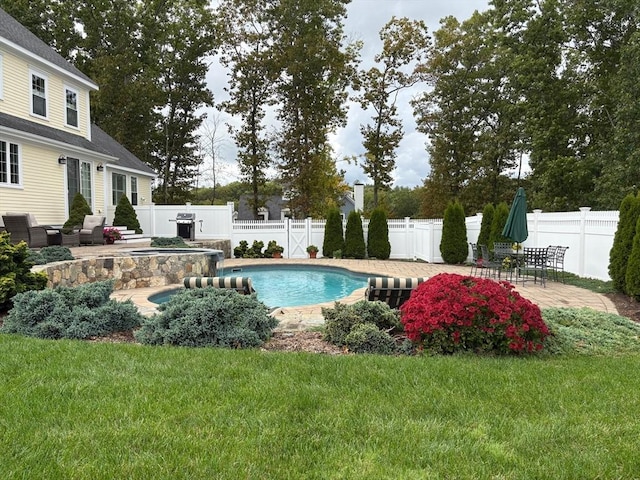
[
  {"x1": 31, "y1": 72, "x2": 47, "y2": 118},
  {"x1": 65, "y1": 87, "x2": 78, "y2": 127}
]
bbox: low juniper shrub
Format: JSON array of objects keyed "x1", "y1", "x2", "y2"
[
  {"x1": 1, "y1": 280, "x2": 143, "y2": 339},
  {"x1": 344, "y1": 323, "x2": 396, "y2": 355},
  {"x1": 134, "y1": 288, "x2": 278, "y2": 348},
  {"x1": 322, "y1": 300, "x2": 400, "y2": 346},
  {"x1": 400, "y1": 273, "x2": 550, "y2": 354},
  {"x1": 28, "y1": 246, "x2": 75, "y2": 265},
  {"x1": 151, "y1": 236, "x2": 189, "y2": 248}
]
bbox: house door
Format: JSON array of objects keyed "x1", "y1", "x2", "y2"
[{"x1": 66, "y1": 158, "x2": 92, "y2": 213}]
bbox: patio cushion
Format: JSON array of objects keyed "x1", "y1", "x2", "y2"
[
  {"x1": 365, "y1": 277, "x2": 429, "y2": 309},
  {"x1": 183, "y1": 276, "x2": 255, "y2": 294}
]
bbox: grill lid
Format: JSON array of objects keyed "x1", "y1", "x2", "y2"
[{"x1": 176, "y1": 212, "x2": 196, "y2": 223}]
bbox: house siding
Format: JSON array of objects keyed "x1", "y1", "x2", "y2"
[{"x1": 0, "y1": 50, "x2": 89, "y2": 139}]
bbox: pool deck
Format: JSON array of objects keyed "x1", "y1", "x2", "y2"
[{"x1": 69, "y1": 243, "x2": 619, "y2": 332}]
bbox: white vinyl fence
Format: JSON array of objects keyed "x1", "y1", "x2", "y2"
[{"x1": 134, "y1": 203, "x2": 619, "y2": 281}]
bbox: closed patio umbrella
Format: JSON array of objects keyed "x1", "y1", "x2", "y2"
[{"x1": 502, "y1": 187, "x2": 528, "y2": 244}]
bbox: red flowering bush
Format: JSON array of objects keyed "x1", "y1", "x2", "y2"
[{"x1": 400, "y1": 273, "x2": 550, "y2": 354}]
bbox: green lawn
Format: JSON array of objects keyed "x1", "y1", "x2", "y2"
[{"x1": 2, "y1": 335, "x2": 639, "y2": 479}]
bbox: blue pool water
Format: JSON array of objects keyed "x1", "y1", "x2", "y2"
[{"x1": 149, "y1": 265, "x2": 370, "y2": 308}]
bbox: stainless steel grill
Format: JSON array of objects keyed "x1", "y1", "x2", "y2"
[{"x1": 175, "y1": 212, "x2": 196, "y2": 240}]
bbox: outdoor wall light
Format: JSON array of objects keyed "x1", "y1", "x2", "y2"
[
  {"x1": 96, "y1": 163, "x2": 104, "y2": 172},
  {"x1": 58, "y1": 155, "x2": 67, "y2": 165}
]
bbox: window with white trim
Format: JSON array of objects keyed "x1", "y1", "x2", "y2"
[
  {"x1": 31, "y1": 71, "x2": 47, "y2": 117},
  {"x1": 65, "y1": 87, "x2": 78, "y2": 127},
  {"x1": 80, "y1": 161, "x2": 92, "y2": 205},
  {"x1": 130, "y1": 177, "x2": 138, "y2": 205},
  {"x1": 112, "y1": 172, "x2": 126, "y2": 205},
  {"x1": 0, "y1": 140, "x2": 20, "y2": 186}
]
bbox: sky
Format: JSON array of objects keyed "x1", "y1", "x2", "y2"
[{"x1": 201, "y1": 0, "x2": 491, "y2": 189}]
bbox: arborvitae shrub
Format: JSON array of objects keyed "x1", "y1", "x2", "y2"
[
  {"x1": 477, "y1": 204, "x2": 495, "y2": 256},
  {"x1": 401, "y1": 273, "x2": 550, "y2": 354},
  {"x1": 345, "y1": 323, "x2": 396, "y2": 355},
  {"x1": 344, "y1": 210, "x2": 366, "y2": 259},
  {"x1": 367, "y1": 208, "x2": 391, "y2": 259},
  {"x1": 1, "y1": 280, "x2": 142, "y2": 339},
  {"x1": 609, "y1": 193, "x2": 640, "y2": 293},
  {"x1": 322, "y1": 208, "x2": 344, "y2": 258},
  {"x1": 440, "y1": 201, "x2": 468, "y2": 264},
  {"x1": 113, "y1": 195, "x2": 142, "y2": 234},
  {"x1": 63, "y1": 192, "x2": 93, "y2": 232},
  {"x1": 134, "y1": 288, "x2": 277, "y2": 348},
  {"x1": 489, "y1": 201, "x2": 511, "y2": 250},
  {"x1": 625, "y1": 216, "x2": 640, "y2": 300},
  {"x1": 0, "y1": 232, "x2": 48, "y2": 311}
]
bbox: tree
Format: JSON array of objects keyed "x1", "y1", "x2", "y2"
[
  {"x1": 269, "y1": 0, "x2": 360, "y2": 218},
  {"x1": 322, "y1": 207, "x2": 344, "y2": 258},
  {"x1": 625, "y1": 216, "x2": 640, "y2": 300},
  {"x1": 357, "y1": 17, "x2": 430, "y2": 207},
  {"x1": 197, "y1": 114, "x2": 230, "y2": 205},
  {"x1": 440, "y1": 201, "x2": 468, "y2": 264},
  {"x1": 367, "y1": 208, "x2": 391, "y2": 259},
  {"x1": 344, "y1": 210, "x2": 366, "y2": 259},
  {"x1": 215, "y1": 0, "x2": 276, "y2": 218}
]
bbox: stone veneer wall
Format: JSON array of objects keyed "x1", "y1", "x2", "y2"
[{"x1": 39, "y1": 252, "x2": 219, "y2": 290}]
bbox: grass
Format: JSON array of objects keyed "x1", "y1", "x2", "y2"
[
  {"x1": 561, "y1": 272, "x2": 617, "y2": 293},
  {"x1": 2, "y1": 334, "x2": 640, "y2": 479}
]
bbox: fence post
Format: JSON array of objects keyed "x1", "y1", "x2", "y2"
[
  {"x1": 404, "y1": 217, "x2": 411, "y2": 260},
  {"x1": 579, "y1": 207, "x2": 591, "y2": 277},
  {"x1": 429, "y1": 219, "x2": 436, "y2": 263},
  {"x1": 532, "y1": 209, "x2": 542, "y2": 247}
]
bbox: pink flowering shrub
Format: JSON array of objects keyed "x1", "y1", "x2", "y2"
[{"x1": 400, "y1": 273, "x2": 550, "y2": 354}]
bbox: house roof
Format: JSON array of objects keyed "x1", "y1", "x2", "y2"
[
  {"x1": 0, "y1": 112, "x2": 156, "y2": 177},
  {"x1": 0, "y1": 7, "x2": 97, "y2": 89}
]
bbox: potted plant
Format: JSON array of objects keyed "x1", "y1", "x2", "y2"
[
  {"x1": 265, "y1": 240, "x2": 284, "y2": 258},
  {"x1": 103, "y1": 227, "x2": 122, "y2": 244},
  {"x1": 306, "y1": 245, "x2": 319, "y2": 259}
]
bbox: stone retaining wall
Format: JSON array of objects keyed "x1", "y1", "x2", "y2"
[{"x1": 39, "y1": 252, "x2": 218, "y2": 290}]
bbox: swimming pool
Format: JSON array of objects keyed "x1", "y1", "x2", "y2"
[{"x1": 149, "y1": 264, "x2": 370, "y2": 308}]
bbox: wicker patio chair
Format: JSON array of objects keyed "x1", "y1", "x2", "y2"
[
  {"x1": 365, "y1": 277, "x2": 429, "y2": 309},
  {"x1": 183, "y1": 276, "x2": 255, "y2": 294},
  {"x1": 2, "y1": 214, "x2": 50, "y2": 248},
  {"x1": 79, "y1": 215, "x2": 106, "y2": 245}
]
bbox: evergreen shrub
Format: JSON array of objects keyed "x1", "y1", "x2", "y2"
[
  {"x1": 345, "y1": 323, "x2": 396, "y2": 355},
  {"x1": 28, "y1": 246, "x2": 74, "y2": 265},
  {"x1": 367, "y1": 208, "x2": 391, "y2": 259},
  {"x1": 1, "y1": 280, "x2": 142, "y2": 339},
  {"x1": 343, "y1": 210, "x2": 366, "y2": 259},
  {"x1": 63, "y1": 192, "x2": 92, "y2": 233},
  {"x1": 440, "y1": 201, "x2": 468, "y2": 264},
  {"x1": 150, "y1": 236, "x2": 189, "y2": 248},
  {"x1": 625, "y1": 216, "x2": 640, "y2": 299},
  {"x1": 400, "y1": 273, "x2": 549, "y2": 354},
  {"x1": 134, "y1": 288, "x2": 277, "y2": 348},
  {"x1": 0, "y1": 232, "x2": 48, "y2": 311},
  {"x1": 489, "y1": 202, "x2": 510, "y2": 250},
  {"x1": 113, "y1": 195, "x2": 142, "y2": 234},
  {"x1": 322, "y1": 300, "x2": 400, "y2": 346},
  {"x1": 609, "y1": 193, "x2": 640, "y2": 293},
  {"x1": 322, "y1": 208, "x2": 344, "y2": 258},
  {"x1": 477, "y1": 204, "x2": 495, "y2": 256}
]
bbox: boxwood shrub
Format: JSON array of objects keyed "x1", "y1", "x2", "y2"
[
  {"x1": 1, "y1": 280, "x2": 142, "y2": 339},
  {"x1": 134, "y1": 288, "x2": 278, "y2": 348}
]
